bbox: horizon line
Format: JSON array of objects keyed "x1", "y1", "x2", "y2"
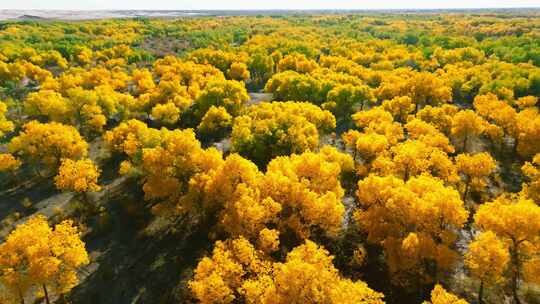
[{"x1": 3, "y1": 7, "x2": 540, "y2": 11}]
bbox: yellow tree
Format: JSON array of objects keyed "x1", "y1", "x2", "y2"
[
  {"x1": 474, "y1": 195, "x2": 540, "y2": 304},
  {"x1": 422, "y1": 284, "x2": 468, "y2": 304},
  {"x1": 370, "y1": 140, "x2": 457, "y2": 183},
  {"x1": 355, "y1": 174, "x2": 468, "y2": 288},
  {"x1": 256, "y1": 240, "x2": 385, "y2": 304},
  {"x1": 455, "y1": 153, "x2": 497, "y2": 201},
  {"x1": 54, "y1": 158, "x2": 101, "y2": 193},
  {"x1": 515, "y1": 96, "x2": 537, "y2": 109},
  {"x1": 150, "y1": 102, "x2": 180, "y2": 125},
  {"x1": 521, "y1": 153, "x2": 540, "y2": 203},
  {"x1": 143, "y1": 79, "x2": 192, "y2": 125},
  {"x1": 257, "y1": 148, "x2": 352, "y2": 242},
  {"x1": 355, "y1": 132, "x2": 390, "y2": 164},
  {"x1": 352, "y1": 107, "x2": 393, "y2": 130},
  {"x1": 0, "y1": 215, "x2": 89, "y2": 304},
  {"x1": 416, "y1": 104, "x2": 459, "y2": 136},
  {"x1": 24, "y1": 90, "x2": 69, "y2": 122},
  {"x1": 8, "y1": 121, "x2": 89, "y2": 176},
  {"x1": 73, "y1": 46, "x2": 93, "y2": 65},
  {"x1": 376, "y1": 72, "x2": 452, "y2": 112},
  {"x1": 64, "y1": 86, "x2": 119, "y2": 135},
  {"x1": 450, "y1": 110, "x2": 490, "y2": 152},
  {"x1": 201, "y1": 153, "x2": 274, "y2": 240},
  {"x1": 104, "y1": 119, "x2": 164, "y2": 162},
  {"x1": 197, "y1": 106, "x2": 233, "y2": 140},
  {"x1": 277, "y1": 53, "x2": 318, "y2": 73},
  {"x1": 405, "y1": 119, "x2": 455, "y2": 154},
  {"x1": 382, "y1": 96, "x2": 415, "y2": 123},
  {"x1": 227, "y1": 62, "x2": 250, "y2": 81},
  {"x1": 188, "y1": 237, "x2": 269, "y2": 304},
  {"x1": 139, "y1": 128, "x2": 224, "y2": 216},
  {"x1": 0, "y1": 101, "x2": 14, "y2": 138},
  {"x1": 231, "y1": 101, "x2": 335, "y2": 167},
  {"x1": 473, "y1": 93, "x2": 518, "y2": 150},
  {"x1": 342, "y1": 130, "x2": 362, "y2": 160},
  {"x1": 189, "y1": 238, "x2": 384, "y2": 304},
  {"x1": 473, "y1": 94, "x2": 516, "y2": 132},
  {"x1": 0, "y1": 153, "x2": 21, "y2": 174},
  {"x1": 264, "y1": 70, "x2": 325, "y2": 103},
  {"x1": 515, "y1": 108, "x2": 540, "y2": 158},
  {"x1": 195, "y1": 78, "x2": 249, "y2": 120},
  {"x1": 23, "y1": 85, "x2": 124, "y2": 135},
  {"x1": 203, "y1": 147, "x2": 352, "y2": 247},
  {"x1": 131, "y1": 68, "x2": 156, "y2": 95},
  {"x1": 465, "y1": 231, "x2": 509, "y2": 304},
  {"x1": 257, "y1": 228, "x2": 280, "y2": 254},
  {"x1": 323, "y1": 83, "x2": 374, "y2": 118},
  {"x1": 406, "y1": 72, "x2": 452, "y2": 112},
  {"x1": 381, "y1": 140, "x2": 433, "y2": 181},
  {"x1": 188, "y1": 48, "x2": 242, "y2": 74},
  {"x1": 352, "y1": 107, "x2": 404, "y2": 146},
  {"x1": 248, "y1": 52, "x2": 274, "y2": 88}
]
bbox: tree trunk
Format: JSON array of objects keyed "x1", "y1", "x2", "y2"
[
  {"x1": 43, "y1": 284, "x2": 50, "y2": 304},
  {"x1": 463, "y1": 180, "x2": 470, "y2": 202},
  {"x1": 478, "y1": 281, "x2": 484, "y2": 304},
  {"x1": 416, "y1": 275, "x2": 423, "y2": 304},
  {"x1": 18, "y1": 287, "x2": 25, "y2": 304},
  {"x1": 462, "y1": 134, "x2": 469, "y2": 152},
  {"x1": 512, "y1": 275, "x2": 521, "y2": 304},
  {"x1": 510, "y1": 243, "x2": 522, "y2": 304},
  {"x1": 404, "y1": 167, "x2": 410, "y2": 181},
  {"x1": 512, "y1": 278, "x2": 521, "y2": 304}
]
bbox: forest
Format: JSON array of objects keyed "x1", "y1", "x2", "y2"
[{"x1": 0, "y1": 10, "x2": 539, "y2": 304}]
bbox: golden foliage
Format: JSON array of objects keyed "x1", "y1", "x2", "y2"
[
  {"x1": 465, "y1": 231, "x2": 509, "y2": 285},
  {"x1": 196, "y1": 78, "x2": 249, "y2": 119},
  {"x1": 0, "y1": 101, "x2": 14, "y2": 138},
  {"x1": 8, "y1": 121, "x2": 88, "y2": 171},
  {"x1": 54, "y1": 158, "x2": 101, "y2": 193},
  {"x1": 474, "y1": 195, "x2": 540, "y2": 295},
  {"x1": 355, "y1": 174, "x2": 467, "y2": 286},
  {"x1": 104, "y1": 119, "x2": 163, "y2": 158},
  {"x1": 231, "y1": 101, "x2": 335, "y2": 166},
  {"x1": 0, "y1": 153, "x2": 21, "y2": 172},
  {"x1": 190, "y1": 238, "x2": 384, "y2": 304},
  {"x1": 451, "y1": 110, "x2": 491, "y2": 151},
  {"x1": 228, "y1": 62, "x2": 250, "y2": 81},
  {"x1": 456, "y1": 152, "x2": 497, "y2": 199},
  {"x1": 522, "y1": 153, "x2": 540, "y2": 202},
  {"x1": 423, "y1": 284, "x2": 468, "y2": 304},
  {"x1": 0, "y1": 215, "x2": 89, "y2": 302},
  {"x1": 151, "y1": 102, "x2": 181, "y2": 125},
  {"x1": 197, "y1": 106, "x2": 233, "y2": 136}
]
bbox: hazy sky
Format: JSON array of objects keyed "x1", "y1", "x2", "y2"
[{"x1": 3, "y1": 0, "x2": 540, "y2": 10}]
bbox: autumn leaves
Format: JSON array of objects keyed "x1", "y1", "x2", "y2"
[
  {"x1": 0, "y1": 216, "x2": 88, "y2": 304},
  {"x1": 102, "y1": 117, "x2": 379, "y2": 302}
]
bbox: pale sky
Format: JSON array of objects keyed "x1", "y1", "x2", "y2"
[{"x1": 2, "y1": 0, "x2": 540, "y2": 10}]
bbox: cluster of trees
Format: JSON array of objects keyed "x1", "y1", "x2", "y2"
[{"x1": 0, "y1": 11, "x2": 540, "y2": 304}]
